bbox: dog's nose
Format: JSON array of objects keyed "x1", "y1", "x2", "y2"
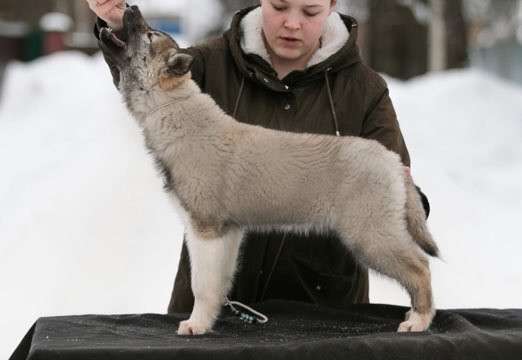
[
  {"x1": 125, "y1": 5, "x2": 139, "y2": 19},
  {"x1": 125, "y1": 5, "x2": 146, "y2": 26},
  {"x1": 124, "y1": 5, "x2": 147, "y2": 31}
]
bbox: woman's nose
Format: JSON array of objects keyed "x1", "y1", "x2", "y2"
[{"x1": 283, "y1": 13, "x2": 301, "y2": 31}]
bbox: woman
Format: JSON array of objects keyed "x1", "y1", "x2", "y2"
[{"x1": 87, "y1": 0, "x2": 429, "y2": 314}]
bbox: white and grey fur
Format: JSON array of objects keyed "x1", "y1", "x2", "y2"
[{"x1": 99, "y1": 6, "x2": 439, "y2": 336}]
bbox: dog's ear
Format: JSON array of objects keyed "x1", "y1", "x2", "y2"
[
  {"x1": 165, "y1": 49, "x2": 193, "y2": 76},
  {"x1": 159, "y1": 49, "x2": 194, "y2": 90}
]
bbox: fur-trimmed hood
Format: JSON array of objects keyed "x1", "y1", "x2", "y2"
[
  {"x1": 240, "y1": 6, "x2": 350, "y2": 68},
  {"x1": 224, "y1": 5, "x2": 361, "y2": 85}
]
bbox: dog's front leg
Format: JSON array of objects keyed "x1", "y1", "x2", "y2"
[{"x1": 177, "y1": 226, "x2": 243, "y2": 335}]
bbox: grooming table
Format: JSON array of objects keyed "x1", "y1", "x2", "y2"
[{"x1": 10, "y1": 300, "x2": 522, "y2": 360}]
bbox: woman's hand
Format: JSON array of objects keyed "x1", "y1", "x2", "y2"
[{"x1": 86, "y1": 0, "x2": 125, "y2": 30}]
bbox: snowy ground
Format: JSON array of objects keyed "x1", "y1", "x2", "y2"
[{"x1": 1, "y1": 52, "x2": 521, "y2": 358}]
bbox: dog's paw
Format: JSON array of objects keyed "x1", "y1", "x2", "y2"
[
  {"x1": 397, "y1": 311, "x2": 433, "y2": 332},
  {"x1": 177, "y1": 319, "x2": 212, "y2": 336},
  {"x1": 398, "y1": 319, "x2": 427, "y2": 332}
]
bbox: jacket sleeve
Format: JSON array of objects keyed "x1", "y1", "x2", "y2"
[
  {"x1": 362, "y1": 87, "x2": 410, "y2": 166},
  {"x1": 361, "y1": 83, "x2": 430, "y2": 218}
]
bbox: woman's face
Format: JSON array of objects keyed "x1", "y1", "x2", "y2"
[{"x1": 261, "y1": 0, "x2": 335, "y2": 64}]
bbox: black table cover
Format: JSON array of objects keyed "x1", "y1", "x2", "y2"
[{"x1": 10, "y1": 300, "x2": 522, "y2": 360}]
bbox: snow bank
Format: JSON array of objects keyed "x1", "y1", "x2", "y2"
[
  {"x1": 0, "y1": 53, "x2": 184, "y2": 358},
  {"x1": 370, "y1": 70, "x2": 522, "y2": 308},
  {"x1": 1, "y1": 53, "x2": 521, "y2": 357}
]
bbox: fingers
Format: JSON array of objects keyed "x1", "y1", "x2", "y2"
[
  {"x1": 86, "y1": 0, "x2": 125, "y2": 29},
  {"x1": 87, "y1": 0, "x2": 119, "y2": 8},
  {"x1": 86, "y1": 0, "x2": 104, "y2": 12},
  {"x1": 86, "y1": 0, "x2": 125, "y2": 18},
  {"x1": 97, "y1": 0, "x2": 125, "y2": 16}
]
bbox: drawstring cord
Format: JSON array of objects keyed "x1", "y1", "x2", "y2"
[
  {"x1": 259, "y1": 233, "x2": 287, "y2": 301},
  {"x1": 255, "y1": 71, "x2": 340, "y2": 310},
  {"x1": 226, "y1": 74, "x2": 269, "y2": 325},
  {"x1": 225, "y1": 296, "x2": 269, "y2": 324},
  {"x1": 232, "y1": 76, "x2": 246, "y2": 118},
  {"x1": 324, "y1": 69, "x2": 341, "y2": 137},
  {"x1": 224, "y1": 70, "x2": 340, "y2": 325}
]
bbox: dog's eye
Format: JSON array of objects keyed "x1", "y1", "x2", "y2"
[{"x1": 147, "y1": 32, "x2": 154, "y2": 42}]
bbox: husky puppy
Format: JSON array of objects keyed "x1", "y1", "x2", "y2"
[{"x1": 99, "y1": 6, "x2": 439, "y2": 336}]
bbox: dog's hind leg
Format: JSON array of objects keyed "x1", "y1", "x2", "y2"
[
  {"x1": 393, "y1": 256, "x2": 435, "y2": 332},
  {"x1": 177, "y1": 225, "x2": 243, "y2": 335},
  {"x1": 337, "y1": 225, "x2": 435, "y2": 332}
]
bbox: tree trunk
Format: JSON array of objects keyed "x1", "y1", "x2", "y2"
[
  {"x1": 368, "y1": 0, "x2": 428, "y2": 80},
  {"x1": 430, "y1": 0, "x2": 446, "y2": 71},
  {"x1": 445, "y1": 0, "x2": 468, "y2": 69}
]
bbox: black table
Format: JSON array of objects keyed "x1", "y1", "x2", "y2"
[{"x1": 10, "y1": 300, "x2": 522, "y2": 360}]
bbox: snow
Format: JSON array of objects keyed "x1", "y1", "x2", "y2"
[
  {"x1": 0, "y1": 53, "x2": 184, "y2": 357},
  {"x1": 130, "y1": 0, "x2": 223, "y2": 43},
  {"x1": 371, "y1": 70, "x2": 522, "y2": 309},
  {"x1": 1, "y1": 52, "x2": 521, "y2": 358},
  {"x1": 39, "y1": 12, "x2": 73, "y2": 32}
]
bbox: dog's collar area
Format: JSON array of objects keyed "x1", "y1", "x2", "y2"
[
  {"x1": 147, "y1": 99, "x2": 180, "y2": 117},
  {"x1": 224, "y1": 297, "x2": 269, "y2": 324}
]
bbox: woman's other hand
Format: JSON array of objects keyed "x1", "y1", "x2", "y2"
[{"x1": 86, "y1": 0, "x2": 125, "y2": 30}]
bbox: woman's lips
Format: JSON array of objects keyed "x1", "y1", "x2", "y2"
[{"x1": 278, "y1": 36, "x2": 301, "y2": 47}]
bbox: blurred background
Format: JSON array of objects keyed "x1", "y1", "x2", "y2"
[
  {"x1": 1, "y1": 1, "x2": 521, "y2": 359},
  {"x1": 1, "y1": 0, "x2": 522, "y2": 87}
]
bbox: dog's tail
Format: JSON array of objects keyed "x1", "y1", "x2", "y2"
[{"x1": 404, "y1": 175, "x2": 440, "y2": 258}]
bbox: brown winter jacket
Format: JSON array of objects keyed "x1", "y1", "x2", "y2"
[{"x1": 95, "y1": 5, "x2": 429, "y2": 314}]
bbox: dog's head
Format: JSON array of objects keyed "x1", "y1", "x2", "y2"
[{"x1": 99, "y1": 6, "x2": 193, "y2": 94}]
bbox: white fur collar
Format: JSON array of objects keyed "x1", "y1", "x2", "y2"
[{"x1": 240, "y1": 7, "x2": 350, "y2": 68}]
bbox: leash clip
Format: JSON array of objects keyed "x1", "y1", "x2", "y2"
[{"x1": 225, "y1": 297, "x2": 269, "y2": 324}]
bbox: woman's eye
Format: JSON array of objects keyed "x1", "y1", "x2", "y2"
[
  {"x1": 272, "y1": 4, "x2": 286, "y2": 11},
  {"x1": 304, "y1": 11, "x2": 320, "y2": 17}
]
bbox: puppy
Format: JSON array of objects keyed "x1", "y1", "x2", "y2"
[{"x1": 99, "y1": 6, "x2": 439, "y2": 335}]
